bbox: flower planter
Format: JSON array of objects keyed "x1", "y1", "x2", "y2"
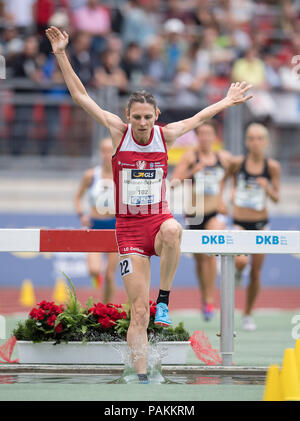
[{"x1": 17, "y1": 341, "x2": 190, "y2": 365}]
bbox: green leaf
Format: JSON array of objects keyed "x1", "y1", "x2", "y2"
[{"x1": 85, "y1": 297, "x2": 93, "y2": 310}]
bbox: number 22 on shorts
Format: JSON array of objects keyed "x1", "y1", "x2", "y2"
[{"x1": 120, "y1": 257, "x2": 133, "y2": 277}]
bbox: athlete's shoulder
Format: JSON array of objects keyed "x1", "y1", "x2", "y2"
[
  {"x1": 228, "y1": 155, "x2": 244, "y2": 173},
  {"x1": 111, "y1": 123, "x2": 129, "y2": 152},
  {"x1": 267, "y1": 158, "x2": 281, "y2": 174},
  {"x1": 83, "y1": 168, "x2": 95, "y2": 181},
  {"x1": 218, "y1": 149, "x2": 232, "y2": 167},
  {"x1": 78, "y1": 168, "x2": 95, "y2": 190},
  {"x1": 181, "y1": 146, "x2": 198, "y2": 164}
]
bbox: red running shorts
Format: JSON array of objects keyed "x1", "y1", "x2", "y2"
[{"x1": 115, "y1": 213, "x2": 174, "y2": 257}]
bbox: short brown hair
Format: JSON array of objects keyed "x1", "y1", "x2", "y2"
[{"x1": 126, "y1": 90, "x2": 159, "y2": 114}]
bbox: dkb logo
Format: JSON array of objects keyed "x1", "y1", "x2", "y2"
[
  {"x1": 256, "y1": 235, "x2": 279, "y2": 245},
  {"x1": 202, "y1": 235, "x2": 225, "y2": 244}
]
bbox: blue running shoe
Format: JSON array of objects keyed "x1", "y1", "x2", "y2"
[
  {"x1": 154, "y1": 302, "x2": 171, "y2": 326},
  {"x1": 202, "y1": 303, "x2": 214, "y2": 321}
]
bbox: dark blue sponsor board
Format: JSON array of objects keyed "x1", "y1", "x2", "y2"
[{"x1": 0, "y1": 213, "x2": 299, "y2": 288}]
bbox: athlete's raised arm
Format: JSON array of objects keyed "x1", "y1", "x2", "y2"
[
  {"x1": 45, "y1": 26, "x2": 126, "y2": 147},
  {"x1": 162, "y1": 82, "x2": 253, "y2": 150}
]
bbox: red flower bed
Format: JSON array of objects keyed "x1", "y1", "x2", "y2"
[
  {"x1": 88, "y1": 302, "x2": 127, "y2": 329},
  {"x1": 29, "y1": 300, "x2": 64, "y2": 333}
]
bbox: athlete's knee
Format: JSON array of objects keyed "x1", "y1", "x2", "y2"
[
  {"x1": 160, "y1": 222, "x2": 182, "y2": 246},
  {"x1": 235, "y1": 255, "x2": 248, "y2": 271}
]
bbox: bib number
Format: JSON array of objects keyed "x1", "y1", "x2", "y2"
[
  {"x1": 122, "y1": 168, "x2": 163, "y2": 205},
  {"x1": 120, "y1": 258, "x2": 133, "y2": 277}
]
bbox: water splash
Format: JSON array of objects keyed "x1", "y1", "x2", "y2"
[{"x1": 111, "y1": 339, "x2": 173, "y2": 384}]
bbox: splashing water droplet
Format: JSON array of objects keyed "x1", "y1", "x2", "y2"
[{"x1": 111, "y1": 339, "x2": 171, "y2": 384}]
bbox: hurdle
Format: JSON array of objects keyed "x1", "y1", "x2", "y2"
[{"x1": 1, "y1": 228, "x2": 300, "y2": 366}]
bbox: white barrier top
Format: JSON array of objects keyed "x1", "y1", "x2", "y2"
[{"x1": 0, "y1": 229, "x2": 299, "y2": 254}]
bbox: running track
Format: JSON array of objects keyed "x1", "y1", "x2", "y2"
[{"x1": 0, "y1": 287, "x2": 299, "y2": 315}]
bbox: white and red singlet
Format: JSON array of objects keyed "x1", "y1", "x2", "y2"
[{"x1": 112, "y1": 124, "x2": 174, "y2": 257}]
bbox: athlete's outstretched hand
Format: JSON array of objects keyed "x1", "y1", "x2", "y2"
[
  {"x1": 46, "y1": 26, "x2": 69, "y2": 54},
  {"x1": 226, "y1": 81, "x2": 253, "y2": 106}
]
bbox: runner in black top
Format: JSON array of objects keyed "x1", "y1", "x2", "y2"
[{"x1": 226, "y1": 123, "x2": 281, "y2": 331}]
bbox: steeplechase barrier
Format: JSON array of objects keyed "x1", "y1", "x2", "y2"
[{"x1": 1, "y1": 228, "x2": 299, "y2": 366}]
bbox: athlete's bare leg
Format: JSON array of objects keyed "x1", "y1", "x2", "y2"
[
  {"x1": 154, "y1": 218, "x2": 182, "y2": 291},
  {"x1": 102, "y1": 253, "x2": 119, "y2": 304},
  {"x1": 87, "y1": 252, "x2": 104, "y2": 287},
  {"x1": 121, "y1": 254, "x2": 151, "y2": 375},
  {"x1": 245, "y1": 253, "x2": 265, "y2": 316},
  {"x1": 195, "y1": 216, "x2": 225, "y2": 305},
  {"x1": 194, "y1": 254, "x2": 216, "y2": 304}
]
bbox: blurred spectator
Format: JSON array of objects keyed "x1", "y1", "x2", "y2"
[
  {"x1": 279, "y1": 55, "x2": 300, "y2": 92},
  {"x1": 72, "y1": 0, "x2": 112, "y2": 55},
  {"x1": 263, "y1": 49, "x2": 282, "y2": 90},
  {"x1": 280, "y1": 0, "x2": 299, "y2": 35},
  {"x1": 172, "y1": 36, "x2": 211, "y2": 105},
  {"x1": 105, "y1": 32, "x2": 123, "y2": 55},
  {"x1": 70, "y1": 31, "x2": 95, "y2": 86},
  {"x1": 228, "y1": 0, "x2": 254, "y2": 26},
  {"x1": 214, "y1": 1, "x2": 252, "y2": 55},
  {"x1": 0, "y1": 26, "x2": 23, "y2": 65},
  {"x1": 68, "y1": 0, "x2": 87, "y2": 10},
  {"x1": 39, "y1": 8, "x2": 71, "y2": 57},
  {"x1": 214, "y1": 0, "x2": 235, "y2": 32},
  {"x1": 173, "y1": 56, "x2": 206, "y2": 106},
  {"x1": 120, "y1": 41, "x2": 144, "y2": 86},
  {"x1": 121, "y1": 0, "x2": 161, "y2": 47},
  {"x1": 0, "y1": 1, "x2": 15, "y2": 31},
  {"x1": 228, "y1": 22, "x2": 252, "y2": 56},
  {"x1": 163, "y1": 18, "x2": 187, "y2": 82},
  {"x1": 232, "y1": 46, "x2": 267, "y2": 88},
  {"x1": 9, "y1": 36, "x2": 44, "y2": 155},
  {"x1": 49, "y1": 7, "x2": 71, "y2": 32},
  {"x1": 93, "y1": 48, "x2": 128, "y2": 94},
  {"x1": 110, "y1": 2, "x2": 124, "y2": 34},
  {"x1": 41, "y1": 59, "x2": 69, "y2": 155},
  {"x1": 33, "y1": 0, "x2": 55, "y2": 35},
  {"x1": 72, "y1": 0, "x2": 111, "y2": 35},
  {"x1": 10, "y1": 35, "x2": 43, "y2": 86},
  {"x1": 163, "y1": 0, "x2": 193, "y2": 25},
  {"x1": 232, "y1": 44, "x2": 277, "y2": 118},
  {"x1": 276, "y1": 30, "x2": 300, "y2": 69},
  {"x1": 195, "y1": 25, "x2": 234, "y2": 82},
  {"x1": 191, "y1": 0, "x2": 218, "y2": 31},
  {"x1": 4, "y1": 0, "x2": 36, "y2": 34},
  {"x1": 142, "y1": 36, "x2": 166, "y2": 86}
]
